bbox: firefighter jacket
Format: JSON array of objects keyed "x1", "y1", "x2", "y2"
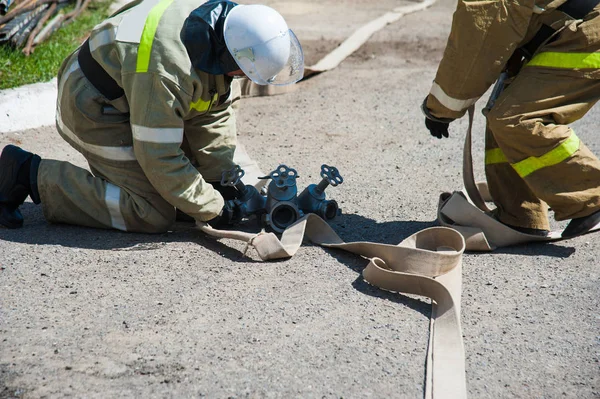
[
  {"x1": 425, "y1": 0, "x2": 600, "y2": 121},
  {"x1": 56, "y1": 0, "x2": 242, "y2": 222}
]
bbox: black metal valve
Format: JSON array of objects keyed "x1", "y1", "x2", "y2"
[
  {"x1": 262, "y1": 164, "x2": 298, "y2": 188},
  {"x1": 260, "y1": 164, "x2": 302, "y2": 233},
  {"x1": 297, "y1": 164, "x2": 343, "y2": 221},
  {"x1": 221, "y1": 165, "x2": 248, "y2": 195},
  {"x1": 218, "y1": 163, "x2": 344, "y2": 232},
  {"x1": 316, "y1": 165, "x2": 343, "y2": 194},
  {"x1": 220, "y1": 165, "x2": 266, "y2": 219}
]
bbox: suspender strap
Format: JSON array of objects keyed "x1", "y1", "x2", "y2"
[
  {"x1": 77, "y1": 39, "x2": 125, "y2": 101},
  {"x1": 520, "y1": 0, "x2": 600, "y2": 59},
  {"x1": 519, "y1": 25, "x2": 556, "y2": 60},
  {"x1": 558, "y1": 0, "x2": 600, "y2": 18}
]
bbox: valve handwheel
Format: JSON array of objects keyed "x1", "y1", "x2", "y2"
[
  {"x1": 320, "y1": 164, "x2": 343, "y2": 187},
  {"x1": 221, "y1": 165, "x2": 245, "y2": 187},
  {"x1": 269, "y1": 164, "x2": 298, "y2": 188}
]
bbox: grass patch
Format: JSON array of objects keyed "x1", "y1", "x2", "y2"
[{"x1": 0, "y1": 0, "x2": 111, "y2": 90}]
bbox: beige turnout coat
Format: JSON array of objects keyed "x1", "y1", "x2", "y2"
[{"x1": 41, "y1": 0, "x2": 241, "y2": 232}]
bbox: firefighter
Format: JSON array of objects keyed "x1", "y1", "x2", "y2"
[
  {"x1": 422, "y1": 0, "x2": 600, "y2": 238},
  {"x1": 0, "y1": 0, "x2": 304, "y2": 231}
]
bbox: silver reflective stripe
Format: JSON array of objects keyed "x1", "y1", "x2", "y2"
[
  {"x1": 132, "y1": 124, "x2": 183, "y2": 143},
  {"x1": 89, "y1": 25, "x2": 116, "y2": 51},
  {"x1": 105, "y1": 183, "x2": 127, "y2": 231},
  {"x1": 115, "y1": 0, "x2": 161, "y2": 43},
  {"x1": 429, "y1": 82, "x2": 479, "y2": 112},
  {"x1": 57, "y1": 58, "x2": 81, "y2": 100},
  {"x1": 56, "y1": 111, "x2": 137, "y2": 161}
]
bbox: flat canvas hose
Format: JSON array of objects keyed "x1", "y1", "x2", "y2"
[
  {"x1": 199, "y1": 105, "x2": 600, "y2": 396},
  {"x1": 197, "y1": 214, "x2": 468, "y2": 399},
  {"x1": 199, "y1": 109, "x2": 600, "y2": 399},
  {"x1": 202, "y1": 2, "x2": 600, "y2": 397}
]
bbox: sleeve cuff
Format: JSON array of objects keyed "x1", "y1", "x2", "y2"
[{"x1": 421, "y1": 97, "x2": 455, "y2": 123}]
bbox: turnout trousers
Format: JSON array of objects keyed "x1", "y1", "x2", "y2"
[
  {"x1": 38, "y1": 52, "x2": 239, "y2": 233},
  {"x1": 485, "y1": 11, "x2": 600, "y2": 230},
  {"x1": 485, "y1": 69, "x2": 600, "y2": 230}
]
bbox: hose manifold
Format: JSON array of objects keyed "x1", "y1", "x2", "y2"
[{"x1": 220, "y1": 163, "x2": 343, "y2": 233}]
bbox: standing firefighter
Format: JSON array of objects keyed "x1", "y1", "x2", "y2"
[
  {"x1": 422, "y1": 0, "x2": 600, "y2": 237},
  {"x1": 0, "y1": 0, "x2": 304, "y2": 231}
]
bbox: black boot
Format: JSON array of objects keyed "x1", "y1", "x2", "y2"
[
  {"x1": 562, "y1": 209, "x2": 600, "y2": 238},
  {"x1": 503, "y1": 223, "x2": 549, "y2": 237},
  {"x1": 490, "y1": 210, "x2": 549, "y2": 236},
  {"x1": 175, "y1": 209, "x2": 195, "y2": 223},
  {"x1": 0, "y1": 145, "x2": 41, "y2": 229}
]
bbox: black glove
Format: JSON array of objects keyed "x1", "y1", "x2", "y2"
[
  {"x1": 425, "y1": 118, "x2": 450, "y2": 139},
  {"x1": 207, "y1": 200, "x2": 241, "y2": 228},
  {"x1": 208, "y1": 181, "x2": 238, "y2": 200},
  {"x1": 421, "y1": 96, "x2": 454, "y2": 139}
]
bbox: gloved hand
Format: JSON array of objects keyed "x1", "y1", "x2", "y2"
[
  {"x1": 421, "y1": 96, "x2": 454, "y2": 139},
  {"x1": 207, "y1": 200, "x2": 241, "y2": 228},
  {"x1": 425, "y1": 118, "x2": 450, "y2": 139}
]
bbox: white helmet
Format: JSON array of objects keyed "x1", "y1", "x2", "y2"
[{"x1": 223, "y1": 4, "x2": 304, "y2": 86}]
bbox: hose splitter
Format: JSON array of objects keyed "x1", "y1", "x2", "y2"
[{"x1": 220, "y1": 163, "x2": 344, "y2": 233}]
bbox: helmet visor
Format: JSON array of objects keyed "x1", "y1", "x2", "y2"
[
  {"x1": 266, "y1": 29, "x2": 304, "y2": 86},
  {"x1": 234, "y1": 29, "x2": 304, "y2": 86}
]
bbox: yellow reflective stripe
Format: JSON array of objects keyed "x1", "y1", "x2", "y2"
[
  {"x1": 190, "y1": 92, "x2": 218, "y2": 112},
  {"x1": 136, "y1": 0, "x2": 174, "y2": 73},
  {"x1": 512, "y1": 133, "x2": 580, "y2": 178},
  {"x1": 485, "y1": 148, "x2": 508, "y2": 165},
  {"x1": 527, "y1": 52, "x2": 600, "y2": 69}
]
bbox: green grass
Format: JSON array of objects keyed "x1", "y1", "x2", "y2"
[{"x1": 0, "y1": 0, "x2": 111, "y2": 89}]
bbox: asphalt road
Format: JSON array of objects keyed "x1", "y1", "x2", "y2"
[{"x1": 1, "y1": 0, "x2": 599, "y2": 398}]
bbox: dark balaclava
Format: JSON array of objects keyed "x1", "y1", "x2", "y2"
[{"x1": 181, "y1": 0, "x2": 240, "y2": 75}]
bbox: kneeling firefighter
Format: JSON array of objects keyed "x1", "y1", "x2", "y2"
[
  {"x1": 422, "y1": 0, "x2": 600, "y2": 237},
  {"x1": 0, "y1": 0, "x2": 304, "y2": 231}
]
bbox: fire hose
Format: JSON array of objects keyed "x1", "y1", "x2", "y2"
[
  {"x1": 197, "y1": 162, "x2": 468, "y2": 399},
  {"x1": 198, "y1": 107, "x2": 600, "y2": 399}
]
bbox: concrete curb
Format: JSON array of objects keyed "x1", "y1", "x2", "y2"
[
  {"x1": 0, "y1": 78, "x2": 57, "y2": 133},
  {"x1": 0, "y1": 0, "x2": 127, "y2": 134}
]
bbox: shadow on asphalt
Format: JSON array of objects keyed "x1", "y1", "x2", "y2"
[
  {"x1": 0, "y1": 203, "x2": 260, "y2": 262},
  {"x1": 329, "y1": 213, "x2": 437, "y2": 245},
  {"x1": 1, "y1": 204, "x2": 576, "y2": 261},
  {"x1": 324, "y1": 246, "x2": 432, "y2": 318},
  {"x1": 1, "y1": 205, "x2": 434, "y2": 317},
  {"x1": 318, "y1": 213, "x2": 438, "y2": 318},
  {"x1": 331, "y1": 213, "x2": 577, "y2": 258},
  {"x1": 0, "y1": 206, "x2": 435, "y2": 315},
  {"x1": 490, "y1": 242, "x2": 576, "y2": 258},
  {"x1": 3, "y1": 206, "x2": 575, "y2": 319}
]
